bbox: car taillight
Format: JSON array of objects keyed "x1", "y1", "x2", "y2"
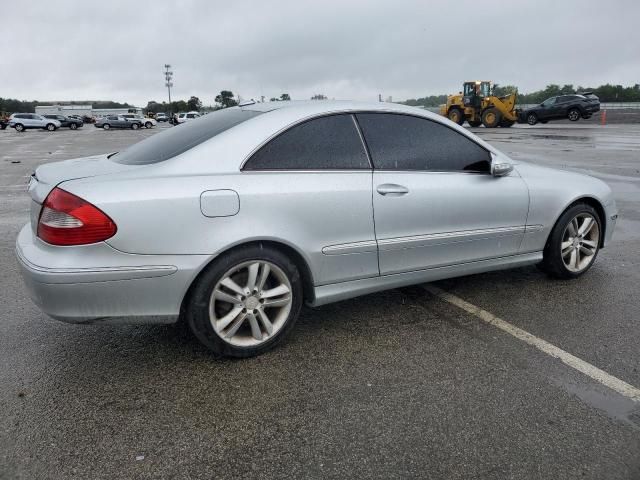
[{"x1": 37, "y1": 187, "x2": 117, "y2": 246}]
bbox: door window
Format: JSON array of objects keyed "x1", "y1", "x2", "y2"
[
  {"x1": 244, "y1": 114, "x2": 370, "y2": 170},
  {"x1": 356, "y1": 113, "x2": 490, "y2": 173}
]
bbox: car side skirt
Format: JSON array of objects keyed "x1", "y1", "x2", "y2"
[{"x1": 309, "y1": 251, "x2": 542, "y2": 307}]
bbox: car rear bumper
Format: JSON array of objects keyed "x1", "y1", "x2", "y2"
[{"x1": 15, "y1": 224, "x2": 211, "y2": 325}]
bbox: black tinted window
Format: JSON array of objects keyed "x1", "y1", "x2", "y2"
[
  {"x1": 356, "y1": 113, "x2": 490, "y2": 172},
  {"x1": 244, "y1": 114, "x2": 369, "y2": 170},
  {"x1": 113, "y1": 107, "x2": 262, "y2": 165}
]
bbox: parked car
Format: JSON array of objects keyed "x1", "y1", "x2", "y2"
[
  {"x1": 0, "y1": 117, "x2": 8, "y2": 130},
  {"x1": 94, "y1": 115, "x2": 141, "y2": 130},
  {"x1": 122, "y1": 113, "x2": 157, "y2": 128},
  {"x1": 521, "y1": 93, "x2": 600, "y2": 125},
  {"x1": 9, "y1": 113, "x2": 61, "y2": 131},
  {"x1": 16, "y1": 101, "x2": 617, "y2": 358},
  {"x1": 155, "y1": 113, "x2": 169, "y2": 122},
  {"x1": 43, "y1": 114, "x2": 84, "y2": 130},
  {"x1": 176, "y1": 111, "x2": 201, "y2": 124}
]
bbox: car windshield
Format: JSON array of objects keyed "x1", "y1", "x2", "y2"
[{"x1": 111, "y1": 107, "x2": 262, "y2": 165}]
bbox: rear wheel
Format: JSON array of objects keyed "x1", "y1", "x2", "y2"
[
  {"x1": 14, "y1": 123, "x2": 25, "y2": 132},
  {"x1": 69, "y1": 123, "x2": 78, "y2": 130},
  {"x1": 145, "y1": 121, "x2": 153, "y2": 128},
  {"x1": 482, "y1": 108, "x2": 502, "y2": 128},
  {"x1": 538, "y1": 203, "x2": 601, "y2": 279},
  {"x1": 447, "y1": 108, "x2": 465, "y2": 126},
  {"x1": 187, "y1": 245, "x2": 303, "y2": 358},
  {"x1": 103, "y1": 124, "x2": 110, "y2": 130},
  {"x1": 131, "y1": 123, "x2": 139, "y2": 130},
  {"x1": 526, "y1": 113, "x2": 538, "y2": 125},
  {"x1": 468, "y1": 120, "x2": 482, "y2": 127},
  {"x1": 568, "y1": 108, "x2": 581, "y2": 121}
]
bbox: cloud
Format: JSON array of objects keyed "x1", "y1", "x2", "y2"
[{"x1": 2, "y1": 0, "x2": 639, "y2": 105}]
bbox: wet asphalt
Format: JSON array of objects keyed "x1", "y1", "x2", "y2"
[{"x1": 1, "y1": 121, "x2": 639, "y2": 479}]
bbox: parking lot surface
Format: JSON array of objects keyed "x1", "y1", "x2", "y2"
[{"x1": 1, "y1": 122, "x2": 639, "y2": 479}]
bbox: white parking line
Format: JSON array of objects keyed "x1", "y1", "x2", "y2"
[{"x1": 424, "y1": 285, "x2": 640, "y2": 403}]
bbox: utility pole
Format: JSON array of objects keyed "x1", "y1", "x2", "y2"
[{"x1": 164, "y1": 64, "x2": 173, "y2": 120}]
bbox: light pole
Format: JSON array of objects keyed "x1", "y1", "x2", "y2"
[{"x1": 164, "y1": 64, "x2": 173, "y2": 121}]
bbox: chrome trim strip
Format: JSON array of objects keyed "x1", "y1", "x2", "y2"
[
  {"x1": 322, "y1": 240, "x2": 378, "y2": 256},
  {"x1": 378, "y1": 226, "x2": 526, "y2": 251},
  {"x1": 16, "y1": 245, "x2": 177, "y2": 284},
  {"x1": 524, "y1": 224, "x2": 544, "y2": 233}
]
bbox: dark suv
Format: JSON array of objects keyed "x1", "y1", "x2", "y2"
[
  {"x1": 521, "y1": 93, "x2": 600, "y2": 125},
  {"x1": 43, "y1": 114, "x2": 84, "y2": 130}
]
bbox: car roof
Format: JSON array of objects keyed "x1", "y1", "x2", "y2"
[{"x1": 241, "y1": 100, "x2": 430, "y2": 117}]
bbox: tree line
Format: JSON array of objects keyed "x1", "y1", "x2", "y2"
[
  {"x1": 404, "y1": 83, "x2": 640, "y2": 107},
  {"x1": 0, "y1": 98, "x2": 133, "y2": 114},
  {"x1": 1, "y1": 90, "x2": 333, "y2": 115}
]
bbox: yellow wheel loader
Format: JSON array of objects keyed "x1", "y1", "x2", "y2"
[{"x1": 439, "y1": 81, "x2": 519, "y2": 128}]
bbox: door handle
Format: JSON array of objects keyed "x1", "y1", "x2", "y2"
[{"x1": 376, "y1": 184, "x2": 409, "y2": 196}]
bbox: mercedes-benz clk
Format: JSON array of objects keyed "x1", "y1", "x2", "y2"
[{"x1": 16, "y1": 101, "x2": 617, "y2": 357}]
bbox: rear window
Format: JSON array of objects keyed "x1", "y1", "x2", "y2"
[{"x1": 112, "y1": 107, "x2": 261, "y2": 165}]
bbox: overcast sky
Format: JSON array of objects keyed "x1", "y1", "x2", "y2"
[{"x1": 2, "y1": 0, "x2": 639, "y2": 106}]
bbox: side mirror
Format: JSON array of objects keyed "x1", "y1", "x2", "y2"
[{"x1": 491, "y1": 162, "x2": 513, "y2": 177}]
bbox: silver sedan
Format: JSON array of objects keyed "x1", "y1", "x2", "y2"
[{"x1": 16, "y1": 101, "x2": 617, "y2": 357}]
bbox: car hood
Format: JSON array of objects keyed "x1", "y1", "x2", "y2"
[{"x1": 30, "y1": 154, "x2": 139, "y2": 203}]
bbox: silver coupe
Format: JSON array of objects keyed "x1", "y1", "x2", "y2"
[{"x1": 16, "y1": 101, "x2": 617, "y2": 357}]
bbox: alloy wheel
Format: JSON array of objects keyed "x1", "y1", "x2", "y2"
[
  {"x1": 209, "y1": 260, "x2": 293, "y2": 347},
  {"x1": 561, "y1": 213, "x2": 599, "y2": 272}
]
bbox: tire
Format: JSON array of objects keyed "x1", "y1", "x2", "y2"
[
  {"x1": 538, "y1": 203, "x2": 602, "y2": 279},
  {"x1": 14, "y1": 123, "x2": 25, "y2": 132},
  {"x1": 131, "y1": 123, "x2": 139, "y2": 130},
  {"x1": 69, "y1": 123, "x2": 78, "y2": 130},
  {"x1": 447, "y1": 108, "x2": 465, "y2": 126},
  {"x1": 145, "y1": 121, "x2": 153, "y2": 128},
  {"x1": 187, "y1": 245, "x2": 303, "y2": 358},
  {"x1": 526, "y1": 113, "x2": 538, "y2": 126},
  {"x1": 482, "y1": 108, "x2": 502, "y2": 128},
  {"x1": 45, "y1": 123, "x2": 56, "y2": 131},
  {"x1": 500, "y1": 119, "x2": 515, "y2": 128},
  {"x1": 103, "y1": 124, "x2": 110, "y2": 130},
  {"x1": 568, "y1": 108, "x2": 581, "y2": 122},
  {"x1": 468, "y1": 120, "x2": 482, "y2": 127}
]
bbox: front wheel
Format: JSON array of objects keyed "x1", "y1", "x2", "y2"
[
  {"x1": 538, "y1": 203, "x2": 601, "y2": 279},
  {"x1": 482, "y1": 108, "x2": 502, "y2": 128},
  {"x1": 526, "y1": 113, "x2": 538, "y2": 125},
  {"x1": 568, "y1": 108, "x2": 581, "y2": 121},
  {"x1": 14, "y1": 123, "x2": 25, "y2": 132},
  {"x1": 131, "y1": 123, "x2": 140, "y2": 130},
  {"x1": 45, "y1": 123, "x2": 56, "y2": 131},
  {"x1": 103, "y1": 124, "x2": 110, "y2": 130},
  {"x1": 69, "y1": 123, "x2": 78, "y2": 130},
  {"x1": 447, "y1": 108, "x2": 465, "y2": 126},
  {"x1": 145, "y1": 121, "x2": 153, "y2": 128},
  {"x1": 187, "y1": 245, "x2": 303, "y2": 358}
]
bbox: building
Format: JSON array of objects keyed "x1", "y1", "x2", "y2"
[
  {"x1": 35, "y1": 104, "x2": 143, "y2": 118},
  {"x1": 35, "y1": 104, "x2": 92, "y2": 116}
]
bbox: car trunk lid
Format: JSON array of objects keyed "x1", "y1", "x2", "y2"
[{"x1": 29, "y1": 153, "x2": 137, "y2": 203}]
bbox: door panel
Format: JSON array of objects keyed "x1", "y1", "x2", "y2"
[{"x1": 373, "y1": 171, "x2": 529, "y2": 274}]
